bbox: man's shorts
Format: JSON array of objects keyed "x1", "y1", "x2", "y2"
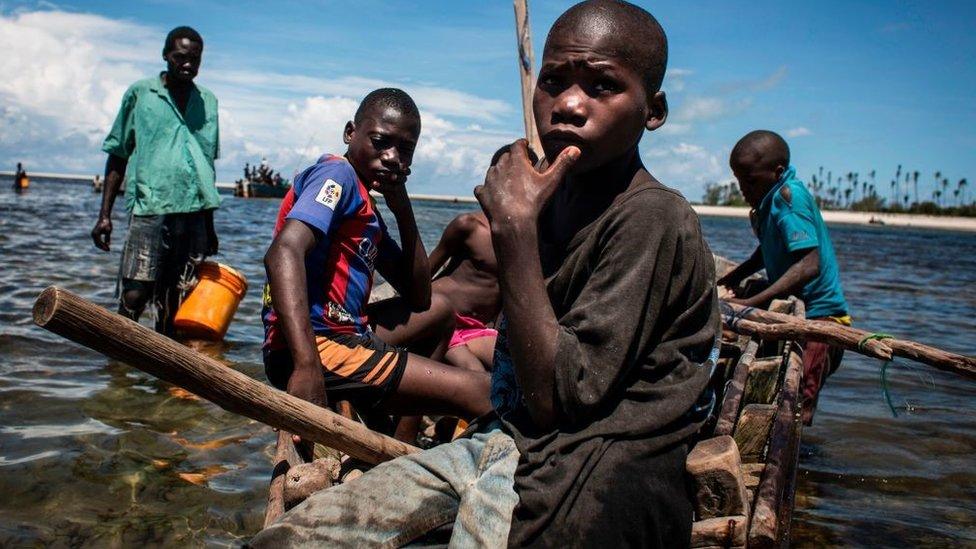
[
  {"x1": 120, "y1": 212, "x2": 210, "y2": 283},
  {"x1": 264, "y1": 331, "x2": 409, "y2": 408}
]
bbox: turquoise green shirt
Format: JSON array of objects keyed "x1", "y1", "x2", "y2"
[
  {"x1": 754, "y1": 166, "x2": 849, "y2": 318},
  {"x1": 102, "y1": 74, "x2": 221, "y2": 216}
]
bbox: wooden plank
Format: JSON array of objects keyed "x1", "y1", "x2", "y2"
[
  {"x1": 691, "y1": 515, "x2": 747, "y2": 548},
  {"x1": 715, "y1": 340, "x2": 759, "y2": 437},
  {"x1": 748, "y1": 340, "x2": 804, "y2": 548},
  {"x1": 743, "y1": 357, "x2": 782, "y2": 406},
  {"x1": 32, "y1": 286, "x2": 418, "y2": 466},
  {"x1": 686, "y1": 435, "x2": 749, "y2": 519},
  {"x1": 733, "y1": 404, "x2": 776, "y2": 463},
  {"x1": 741, "y1": 462, "x2": 764, "y2": 493}
]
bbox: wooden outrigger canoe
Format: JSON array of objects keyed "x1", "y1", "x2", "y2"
[
  {"x1": 688, "y1": 257, "x2": 805, "y2": 548},
  {"x1": 261, "y1": 257, "x2": 807, "y2": 548},
  {"x1": 33, "y1": 267, "x2": 971, "y2": 545}
]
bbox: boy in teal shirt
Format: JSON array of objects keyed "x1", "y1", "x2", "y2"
[{"x1": 718, "y1": 130, "x2": 849, "y2": 424}]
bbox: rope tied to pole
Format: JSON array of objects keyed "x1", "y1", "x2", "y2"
[
  {"x1": 725, "y1": 305, "x2": 756, "y2": 332},
  {"x1": 859, "y1": 333, "x2": 899, "y2": 417},
  {"x1": 858, "y1": 332, "x2": 894, "y2": 352}
]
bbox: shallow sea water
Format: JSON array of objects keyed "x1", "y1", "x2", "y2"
[{"x1": 0, "y1": 179, "x2": 973, "y2": 546}]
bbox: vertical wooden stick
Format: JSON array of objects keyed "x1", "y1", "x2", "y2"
[{"x1": 513, "y1": 0, "x2": 544, "y2": 158}]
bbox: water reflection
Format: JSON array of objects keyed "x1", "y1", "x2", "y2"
[{"x1": 0, "y1": 179, "x2": 973, "y2": 546}]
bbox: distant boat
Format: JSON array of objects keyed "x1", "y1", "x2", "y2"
[
  {"x1": 236, "y1": 181, "x2": 290, "y2": 199},
  {"x1": 234, "y1": 160, "x2": 291, "y2": 199}
]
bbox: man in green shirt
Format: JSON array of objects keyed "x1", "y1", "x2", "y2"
[{"x1": 91, "y1": 26, "x2": 220, "y2": 336}]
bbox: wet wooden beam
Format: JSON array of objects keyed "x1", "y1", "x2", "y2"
[
  {"x1": 687, "y1": 435, "x2": 749, "y2": 519},
  {"x1": 265, "y1": 430, "x2": 304, "y2": 527},
  {"x1": 743, "y1": 357, "x2": 782, "y2": 406},
  {"x1": 715, "y1": 340, "x2": 759, "y2": 437},
  {"x1": 691, "y1": 515, "x2": 747, "y2": 548},
  {"x1": 748, "y1": 339, "x2": 804, "y2": 548},
  {"x1": 283, "y1": 457, "x2": 341, "y2": 511},
  {"x1": 733, "y1": 404, "x2": 777, "y2": 463}
]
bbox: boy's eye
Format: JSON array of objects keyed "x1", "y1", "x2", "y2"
[
  {"x1": 539, "y1": 74, "x2": 563, "y2": 89},
  {"x1": 371, "y1": 136, "x2": 390, "y2": 148},
  {"x1": 593, "y1": 79, "x2": 621, "y2": 94}
]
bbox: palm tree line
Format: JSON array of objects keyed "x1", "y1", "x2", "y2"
[{"x1": 703, "y1": 165, "x2": 972, "y2": 216}]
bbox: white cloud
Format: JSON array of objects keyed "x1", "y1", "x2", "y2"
[
  {"x1": 0, "y1": 10, "x2": 158, "y2": 170},
  {"x1": 664, "y1": 67, "x2": 692, "y2": 93},
  {"x1": 0, "y1": 9, "x2": 516, "y2": 192},
  {"x1": 641, "y1": 141, "x2": 729, "y2": 201},
  {"x1": 677, "y1": 97, "x2": 726, "y2": 121},
  {"x1": 786, "y1": 126, "x2": 812, "y2": 137}
]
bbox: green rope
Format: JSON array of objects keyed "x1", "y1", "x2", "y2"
[
  {"x1": 858, "y1": 332, "x2": 894, "y2": 352},
  {"x1": 859, "y1": 333, "x2": 898, "y2": 417},
  {"x1": 880, "y1": 359, "x2": 898, "y2": 417}
]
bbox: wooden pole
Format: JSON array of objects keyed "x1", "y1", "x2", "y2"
[
  {"x1": 265, "y1": 430, "x2": 305, "y2": 527},
  {"x1": 513, "y1": 0, "x2": 544, "y2": 158},
  {"x1": 721, "y1": 301, "x2": 976, "y2": 380},
  {"x1": 33, "y1": 286, "x2": 419, "y2": 466}
]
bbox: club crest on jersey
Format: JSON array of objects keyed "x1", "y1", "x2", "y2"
[
  {"x1": 326, "y1": 301, "x2": 354, "y2": 324},
  {"x1": 358, "y1": 238, "x2": 378, "y2": 270},
  {"x1": 315, "y1": 179, "x2": 342, "y2": 210}
]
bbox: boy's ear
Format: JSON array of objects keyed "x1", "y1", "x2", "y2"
[
  {"x1": 645, "y1": 91, "x2": 668, "y2": 132},
  {"x1": 774, "y1": 164, "x2": 786, "y2": 180},
  {"x1": 342, "y1": 121, "x2": 355, "y2": 145}
]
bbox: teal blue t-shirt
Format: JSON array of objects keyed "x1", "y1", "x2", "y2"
[{"x1": 754, "y1": 166, "x2": 848, "y2": 318}]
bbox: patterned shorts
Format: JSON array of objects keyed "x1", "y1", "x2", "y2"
[
  {"x1": 120, "y1": 213, "x2": 210, "y2": 282},
  {"x1": 264, "y1": 331, "x2": 408, "y2": 408}
]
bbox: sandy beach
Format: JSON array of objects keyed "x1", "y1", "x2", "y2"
[
  {"x1": 403, "y1": 194, "x2": 976, "y2": 233},
  {"x1": 691, "y1": 205, "x2": 976, "y2": 232},
  {"x1": 5, "y1": 172, "x2": 974, "y2": 233}
]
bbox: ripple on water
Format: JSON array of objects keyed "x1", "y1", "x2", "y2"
[{"x1": 1, "y1": 179, "x2": 975, "y2": 546}]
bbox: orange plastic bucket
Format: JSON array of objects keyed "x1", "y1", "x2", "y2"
[{"x1": 174, "y1": 262, "x2": 248, "y2": 340}]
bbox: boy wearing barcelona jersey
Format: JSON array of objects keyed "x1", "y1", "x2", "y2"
[{"x1": 262, "y1": 89, "x2": 490, "y2": 438}]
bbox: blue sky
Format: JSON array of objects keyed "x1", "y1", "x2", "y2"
[{"x1": 1, "y1": 0, "x2": 973, "y2": 202}]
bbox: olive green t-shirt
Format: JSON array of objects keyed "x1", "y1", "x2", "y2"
[
  {"x1": 102, "y1": 74, "x2": 221, "y2": 216},
  {"x1": 501, "y1": 176, "x2": 721, "y2": 546}
]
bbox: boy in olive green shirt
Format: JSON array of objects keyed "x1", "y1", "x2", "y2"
[{"x1": 92, "y1": 26, "x2": 220, "y2": 335}]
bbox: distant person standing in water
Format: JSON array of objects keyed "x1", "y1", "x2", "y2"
[
  {"x1": 90, "y1": 26, "x2": 220, "y2": 336},
  {"x1": 13, "y1": 162, "x2": 27, "y2": 189},
  {"x1": 718, "y1": 130, "x2": 850, "y2": 424}
]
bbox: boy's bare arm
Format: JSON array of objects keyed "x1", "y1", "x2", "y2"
[
  {"x1": 91, "y1": 154, "x2": 127, "y2": 251},
  {"x1": 428, "y1": 213, "x2": 479, "y2": 276},
  {"x1": 730, "y1": 248, "x2": 819, "y2": 308},
  {"x1": 717, "y1": 246, "x2": 763, "y2": 289},
  {"x1": 475, "y1": 140, "x2": 579, "y2": 429},
  {"x1": 264, "y1": 220, "x2": 326, "y2": 409},
  {"x1": 376, "y1": 185, "x2": 431, "y2": 311}
]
